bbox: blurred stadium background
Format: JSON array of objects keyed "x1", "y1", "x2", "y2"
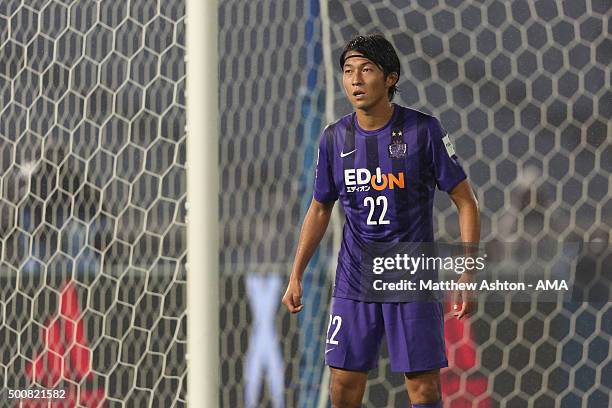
[{"x1": 0, "y1": 0, "x2": 609, "y2": 407}]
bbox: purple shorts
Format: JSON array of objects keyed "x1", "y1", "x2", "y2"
[{"x1": 324, "y1": 297, "x2": 448, "y2": 373}]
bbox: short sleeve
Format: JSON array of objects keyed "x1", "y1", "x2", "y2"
[
  {"x1": 428, "y1": 116, "x2": 467, "y2": 192},
  {"x1": 313, "y1": 128, "x2": 339, "y2": 203}
]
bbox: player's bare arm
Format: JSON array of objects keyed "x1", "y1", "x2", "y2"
[
  {"x1": 448, "y1": 179, "x2": 480, "y2": 319},
  {"x1": 282, "y1": 198, "x2": 334, "y2": 313}
]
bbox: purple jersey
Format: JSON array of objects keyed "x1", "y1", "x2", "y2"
[{"x1": 313, "y1": 104, "x2": 467, "y2": 300}]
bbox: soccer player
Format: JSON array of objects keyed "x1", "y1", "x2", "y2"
[{"x1": 282, "y1": 34, "x2": 480, "y2": 408}]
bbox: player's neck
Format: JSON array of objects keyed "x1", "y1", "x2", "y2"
[{"x1": 354, "y1": 102, "x2": 394, "y2": 131}]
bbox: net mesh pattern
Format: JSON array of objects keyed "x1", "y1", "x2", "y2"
[
  {"x1": 0, "y1": 1, "x2": 187, "y2": 406},
  {"x1": 325, "y1": 1, "x2": 610, "y2": 407},
  {"x1": 218, "y1": 1, "x2": 333, "y2": 406},
  {"x1": 219, "y1": 0, "x2": 610, "y2": 407}
]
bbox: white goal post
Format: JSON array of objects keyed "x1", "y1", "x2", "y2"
[{"x1": 186, "y1": 0, "x2": 219, "y2": 407}]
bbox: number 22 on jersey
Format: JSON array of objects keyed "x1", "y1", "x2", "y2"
[{"x1": 364, "y1": 196, "x2": 390, "y2": 225}]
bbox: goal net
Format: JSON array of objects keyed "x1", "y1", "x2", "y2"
[
  {"x1": 218, "y1": 0, "x2": 610, "y2": 407},
  {"x1": 322, "y1": 1, "x2": 610, "y2": 407},
  {"x1": 1, "y1": 0, "x2": 187, "y2": 406}
]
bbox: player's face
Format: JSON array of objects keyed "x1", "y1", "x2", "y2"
[{"x1": 342, "y1": 53, "x2": 393, "y2": 110}]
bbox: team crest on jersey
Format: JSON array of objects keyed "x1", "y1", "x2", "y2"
[{"x1": 388, "y1": 130, "x2": 406, "y2": 159}]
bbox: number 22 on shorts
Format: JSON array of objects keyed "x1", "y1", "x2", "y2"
[{"x1": 326, "y1": 315, "x2": 342, "y2": 345}]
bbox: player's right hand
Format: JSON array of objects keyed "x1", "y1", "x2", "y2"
[{"x1": 282, "y1": 278, "x2": 304, "y2": 313}]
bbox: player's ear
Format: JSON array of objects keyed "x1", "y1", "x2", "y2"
[{"x1": 386, "y1": 72, "x2": 399, "y2": 88}]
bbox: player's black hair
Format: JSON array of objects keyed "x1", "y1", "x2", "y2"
[{"x1": 339, "y1": 34, "x2": 401, "y2": 101}]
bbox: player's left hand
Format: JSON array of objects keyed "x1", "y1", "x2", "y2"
[{"x1": 452, "y1": 273, "x2": 476, "y2": 320}]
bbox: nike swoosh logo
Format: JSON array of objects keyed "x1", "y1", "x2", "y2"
[
  {"x1": 340, "y1": 149, "x2": 356, "y2": 158},
  {"x1": 325, "y1": 348, "x2": 336, "y2": 354}
]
